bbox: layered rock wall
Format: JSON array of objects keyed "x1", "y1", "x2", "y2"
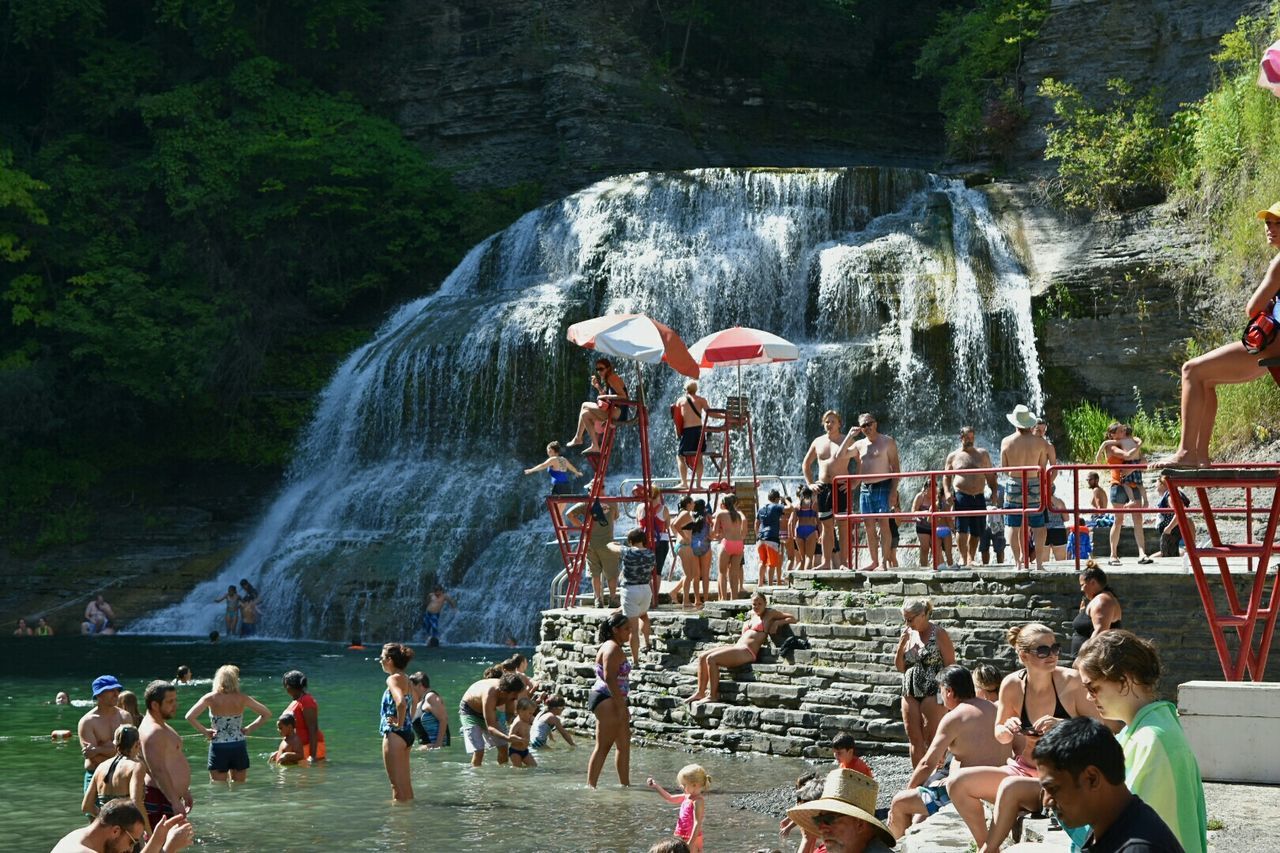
[{"x1": 536, "y1": 568, "x2": 1253, "y2": 757}]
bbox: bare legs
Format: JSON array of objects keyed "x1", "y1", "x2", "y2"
[
  {"x1": 900, "y1": 695, "x2": 945, "y2": 765},
  {"x1": 1172, "y1": 340, "x2": 1266, "y2": 466},
  {"x1": 382, "y1": 733, "x2": 413, "y2": 802},
  {"x1": 888, "y1": 789, "x2": 930, "y2": 839},
  {"x1": 587, "y1": 699, "x2": 630, "y2": 788},
  {"x1": 818, "y1": 519, "x2": 844, "y2": 570},
  {"x1": 568, "y1": 403, "x2": 610, "y2": 452},
  {"x1": 1007, "y1": 523, "x2": 1048, "y2": 570},
  {"x1": 686, "y1": 645, "x2": 755, "y2": 703},
  {"x1": 678, "y1": 548, "x2": 698, "y2": 608},
  {"x1": 696, "y1": 552, "x2": 712, "y2": 604},
  {"x1": 980, "y1": 777, "x2": 1045, "y2": 853},
  {"x1": 917, "y1": 533, "x2": 933, "y2": 568},
  {"x1": 948, "y1": 766, "x2": 1013, "y2": 849},
  {"x1": 627, "y1": 614, "x2": 651, "y2": 665},
  {"x1": 865, "y1": 519, "x2": 892, "y2": 570}
]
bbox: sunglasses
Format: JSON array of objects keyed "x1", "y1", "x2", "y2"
[
  {"x1": 813, "y1": 811, "x2": 845, "y2": 828},
  {"x1": 1029, "y1": 643, "x2": 1062, "y2": 659},
  {"x1": 123, "y1": 826, "x2": 143, "y2": 853}
]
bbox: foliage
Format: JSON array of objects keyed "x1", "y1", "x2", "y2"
[
  {"x1": 1037, "y1": 78, "x2": 1176, "y2": 211},
  {"x1": 1061, "y1": 391, "x2": 1179, "y2": 463},
  {"x1": 916, "y1": 0, "x2": 1049, "y2": 158},
  {"x1": 0, "y1": 0, "x2": 537, "y2": 546}
]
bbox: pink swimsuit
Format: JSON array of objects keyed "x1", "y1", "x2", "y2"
[{"x1": 675, "y1": 794, "x2": 701, "y2": 841}]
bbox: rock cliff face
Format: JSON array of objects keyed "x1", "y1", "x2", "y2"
[
  {"x1": 1013, "y1": 0, "x2": 1261, "y2": 166},
  {"x1": 984, "y1": 184, "x2": 1209, "y2": 418},
  {"x1": 374, "y1": 0, "x2": 948, "y2": 194}
]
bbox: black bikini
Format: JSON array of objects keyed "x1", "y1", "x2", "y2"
[{"x1": 1019, "y1": 670, "x2": 1070, "y2": 731}]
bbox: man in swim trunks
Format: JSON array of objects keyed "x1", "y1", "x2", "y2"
[
  {"x1": 238, "y1": 595, "x2": 259, "y2": 637},
  {"x1": 1000, "y1": 405, "x2": 1054, "y2": 570},
  {"x1": 887, "y1": 665, "x2": 1009, "y2": 838},
  {"x1": 675, "y1": 380, "x2": 710, "y2": 489},
  {"x1": 422, "y1": 584, "x2": 457, "y2": 646},
  {"x1": 82, "y1": 595, "x2": 116, "y2": 635},
  {"x1": 79, "y1": 675, "x2": 128, "y2": 794},
  {"x1": 803, "y1": 411, "x2": 858, "y2": 570},
  {"x1": 139, "y1": 680, "x2": 192, "y2": 824},
  {"x1": 840, "y1": 413, "x2": 901, "y2": 571},
  {"x1": 565, "y1": 494, "x2": 620, "y2": 607},
  {"x1": 458, "y1": 672, "x2": 523, "y2": 767},
  {"x1": 943, "y1": 427, "x2": 997, "y2": 568}
]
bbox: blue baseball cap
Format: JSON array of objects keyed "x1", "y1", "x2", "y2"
[{"x1": 91, "y1": 675, "x2": 123, "y2": 697}]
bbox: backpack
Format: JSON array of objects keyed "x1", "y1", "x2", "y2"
[{"x1": 670, "y1": 394, "x2": 695, "y2": 438}]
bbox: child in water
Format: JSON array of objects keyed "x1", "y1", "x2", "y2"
[
  {"x1": 269, "y1": 714, "x2": 303, "y2": 765},
  {"x1": 647, "y1": 764, "x2": 709, "y2": 852},
  {"x1": 530, "y1": 695, "x2": 576, "y2": 749},
  {"x1": 506, "y1": 698, "x2": 538, "y2": 768},
  {"x1": 523, "y1": 441, "x2": 583, "y2": 495}
]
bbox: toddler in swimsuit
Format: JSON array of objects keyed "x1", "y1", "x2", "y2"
[
  {"x1": 647, "y1": 763, "x2": 710, "y2": 852},
  {"x1": 506, "y1": 698, "x2": 538, "y2": 768}
]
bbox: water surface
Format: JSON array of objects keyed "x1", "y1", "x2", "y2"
[{"x1": 2, "y1": 637, "x2": 804, "y2": 852}]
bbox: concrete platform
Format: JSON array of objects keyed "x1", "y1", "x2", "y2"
[{"x1": 1179, "y1": 681, "x2": 1280, "y2": 783}]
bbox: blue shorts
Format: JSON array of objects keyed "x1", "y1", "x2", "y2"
[
  {"x1": 1005, "y1": 505, "x2": 1045, "y2": 528},
  {"x1": 1109, "y1": 484, "x2": 1135, "y2": 504},
  {"x1": 239, "y1": 622, "x2": 256, "y2": 637},
  {"x1": 953, "y1": 491, "x2": 987, "y2": 536},
  {"x1": 208, "y1": 740, "x2": 250, "y2": 772},
  {"x1": 918, "y1": 784, "x2": 950, "y2": 815},
  {"x1": 422, "y1": 611, "x2": 440, "y2": 637},
  {"x1": 859, "y1": 481, "x2": 891, "y2": 515}
]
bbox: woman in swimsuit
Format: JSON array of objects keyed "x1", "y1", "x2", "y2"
[
  {"x1": 213, "y1": 586, "x2": 241, "y2": 636},
  {"x1": 587, "y1": 613, "x2": 632, "y2": 788},
  {"x1": 376, "y1": 642, "x2": 415, "y2": 802},
  {"x1": 1071, "y1": 565, "x2": 1123, "y2": 656},
  {"x1": 567, "y1": 358, "x2": 630, "y2": 454},
  {"x1": 523, "y1": 440, "x2": 582, "y2": 495},
  {"x1": 788, "y1": 487, "x2": 819, "y2": 571},
  {"x1": 685, "y1": 592, "x2": 795, "y2": 704},
  {"x1": 712, "y1": 495, "x2": 747, "y2": 601},
  {"x1": 81, "y1": 724, "x2": 149, "y2": 832},
  {"x1": 911, "y1": 484, "x2": 938, "y2": 569},
  {"x1": 671, "y1": 497, "x2": 698, "y2": 609},
  {"x1": 676, "y1": 499, "x2": 713, "y2": 608},
  {"x1": 635, "y1": 485, "x2": 672, "y2": 579},
  {"x1": 948, "y1": 623, "x2": 1101, "y2": 852},
  {"x1": 183, "y1": 664, "x2": 270, "y2": 784},
  {"x1": 282, "y1": 670, "x2": 325, "y2": 762},
  {"x1": 894, "y1": 598, "x2": 955, "y2": 764},
  {"x1": 1075, "y1": 630, "x2": 1208, "y2": 853}
]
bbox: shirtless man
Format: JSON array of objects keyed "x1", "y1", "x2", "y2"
[
  {"x1": 82, "y1": 595, "x2": 116, "y2": 635},
  {"x1": 1033, "y1": 419, "x2": 1058, "y2": 466},
  {"x1": 802, "y1": 411, "x2": 858, "y2": 570},
  {"x1": 139, "y1": 680, "x2": 193, "y2": 827},
  {"x1": 458, "y1": 673, "x2": 521, "y2": 766},
  {"x1": 839, "y1": 413, "x2": 901, "y2": 570},
  {"x1": 52, "y1": 801, "x2": 194, "y2": 853},
  {"x1": 887, "y1": 665, "x2": 1010, "y2": 838},
  {"x1": 674, "y1": 380, "x2": 711, "y2": 489},
  {"x1": 422, "y1": 584, "x2": 457, "y2": 647},
  {"x1": 1000, "y1": 405, "x2": 1054, "y2": 570},
  {"x1": 943, "y1": 427, "x2": 997, "y2": 568},
  {"x1": 79, "y1": 675, "x2": 128, "y2": 793}
]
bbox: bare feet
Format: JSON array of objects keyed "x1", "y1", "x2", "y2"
[
  {"x1": 1162, "y1": 450, "x2": 1207, "y2": 469},
  {"x1": 684, "y1": 692, "x2": 705, "y2": 705},
  {"x1": 583, "y1": 445, "x2": 601, "y2": 454},
  {"x1": 862, "y1": 562, "x2": 880, "y2": 572},
  {"x1": 565, "y1": 437, "x2": 584, "y2": 447}
]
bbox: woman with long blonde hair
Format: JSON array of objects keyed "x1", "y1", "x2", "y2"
[{"x1": 183, "y1": 664, "x2": 271, "y2": 783}]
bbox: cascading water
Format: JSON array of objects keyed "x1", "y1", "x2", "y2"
[{"x1": 135, "y1": 167, "x2": 1044, "y2": 643}]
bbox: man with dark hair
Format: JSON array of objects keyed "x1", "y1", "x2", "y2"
[
  {"x1": 831, "y1": 732, "x2": 873, "y2": 776},
  {"x1": 139, "y1": 681, "x2": 192, "y2": 827},
  {"x1": 887, "y1": 664, "x2": 1010, "y2": 838},
  {"x1": 78, "y1": 675, "x2": 127, "y2": 794},
  {"x1": 52, "y1": 800, "x2": 194, "y2": 853},
  {"x1": 943, "y1": 426, "x2": 997, "y2": 567},
  {"x1": 457, "y1": 672, "x2": 523, "y2": 767},
  {"x1": 1034, "y1": 718, "x2": 1185, "y2": 853}
]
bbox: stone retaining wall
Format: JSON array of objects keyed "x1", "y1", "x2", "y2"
[{"x1": 534, "y1": 568, "x2": 1261, "y2": 759}]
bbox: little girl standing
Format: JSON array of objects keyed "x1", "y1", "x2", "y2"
[{"x1": 647, "y1": 764, "x2": 709, "y2": 852}]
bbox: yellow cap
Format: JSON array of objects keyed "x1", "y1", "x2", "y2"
[{"x1": 1256, "y1": 202, "x2": 1280, "y2": 220}]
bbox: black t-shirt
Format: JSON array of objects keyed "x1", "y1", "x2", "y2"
[{"x1": 1081, "y1": 795, "x2": 1186, "y2": 853}]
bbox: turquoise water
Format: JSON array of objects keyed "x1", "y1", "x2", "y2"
[{"x1": 2, "y1": 637, "x2": 803, "y2": 852}]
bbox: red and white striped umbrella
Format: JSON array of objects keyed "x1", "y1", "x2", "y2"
[
  {"x1": 688, "y1": 326, "x2": 799, "y2": 368},
  {"x1": 566, "y1": 314, "x2": 700, "y2": 378},
  {"x1": 1259, "y1": 39, "x2": 1280, "y2": 96}
]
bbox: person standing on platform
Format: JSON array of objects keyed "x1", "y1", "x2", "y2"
[
  {"x1": 674, "y1": 381, "x2": 710, "y2": 490},
  {"x1": 607, "y1": 528, "x2": 655, "y2": 666},
  {"x1": 944, "y1": 426, "x2": 996, "y2": 568},
  {"x1": 803, "y1": 411, "x2": 857, "y2": 570},
  {"x1": 756, "y1": 489, "x2": 785, "y2": 587},
  {"x1": 999, "y1": 405, "x2": 1053, "y2": 570},
  {"x1": 523, "y1": 440, "x2": 583, "y2": 495},
  {"x1": 841, "y1": 413, "x2": 901, "y2": 571}
]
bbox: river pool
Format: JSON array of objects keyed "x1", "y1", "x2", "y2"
[{"x1": 2, "y1": 637, "x2": 806, "y2": 852}]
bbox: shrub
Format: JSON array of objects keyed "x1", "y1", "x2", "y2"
[
  {"x1": 1037, "y1": 78, "x2": 1176, "y2": 212},
  {"x1": 1061, "y1": 391, "x2": 1179, "y2": 463},
  {"x1": 916, "y1": 0, "x2": 1050, "y2": 159}
]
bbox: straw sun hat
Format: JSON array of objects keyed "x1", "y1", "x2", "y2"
[
  {"x1": 1006, "y1": 404, "x2": 1038, "y2": 430},
  {"x1": 787, "y1": 768, "x2": 895, "y2": 847}
]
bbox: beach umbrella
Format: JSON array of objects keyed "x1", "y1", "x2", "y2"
[
  {"x1": 688, "y1": 326, "x2": 799, "y2": 398},
  {"x1": 1259, "y1": 40, "x2": 1280, "y2": 97},
  {"x1": 566, "y1": 314, "x2": 700, "y2": 380}
]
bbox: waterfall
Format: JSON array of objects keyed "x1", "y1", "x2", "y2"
[{"x1": 134, "y1": 168, "x2": 1044, "y2": 643}]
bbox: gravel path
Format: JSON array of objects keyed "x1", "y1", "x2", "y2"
[{"x1": 731, "y1": 754, "x2": 915, "y2": 818}]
